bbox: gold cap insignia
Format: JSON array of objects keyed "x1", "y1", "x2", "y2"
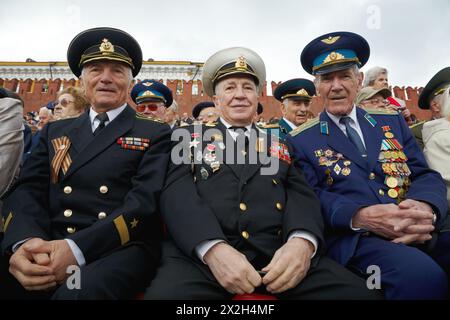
[
  {"x1": 296, "y1": 89, "x2": 309, "y2": 96},
  {"x1": 321, "y1": 36, "x2": 341, "y2": 45},
  {"x1": 323, "y1": 51, "x2": 345, "y2": 64},
  {"x1": 141, "y1": 90, "x2": 156, "y2": 98},
  {"x1": 99, "y1": 38, "x2": 114, "y2": 53},
  {"x1": 235, "y1": 56, "x2": 248, "y2": 71}
]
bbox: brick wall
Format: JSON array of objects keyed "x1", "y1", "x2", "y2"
[{"x1": 1, "y1": 78, "x2": 432, "y2": 121}]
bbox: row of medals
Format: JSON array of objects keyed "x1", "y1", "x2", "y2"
[
  {"x1": 315, "y1": 149, "x2": 351, "y2": 186},
  {"x1": 378, "y1": 129, "x2": 411, "y2": 201}
]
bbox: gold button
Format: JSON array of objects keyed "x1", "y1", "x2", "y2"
[
  {"x1": 276, "y1": 203, "x2": 283, "y2": 211},
  {"x1": 67, "y1": 226, "x2": 76, "y2": 234},
  {"x1": 64, "y1": 209, "x2": 73, "y2": 217},
  {"x1": 239, "y1": 203, "x2": 247, "y2": 211},
  {"x1": 278, "y1": 229, "x2": 282, "y2": 236},
  {"x1": 378, "y1": 189, "x2": 385, "y2": 196},
  {"x1": 241, "y1": 231, "x2": 249, "y2": 239},
  {"x1": 369, "y1": 173, "x2": 375, "y2": 180},
  {"x1": 64, "y1": 186, "x2": 72, "y2": 194},
  {"x1": 272, "y1": 179, "x2": 278, "y2": 185},
  {"x1": 98, "y1": 212, "x2": 107, "y2": 219},
  {"x1": 99, "y1": 185, "x2": 108, "y2": 194}
]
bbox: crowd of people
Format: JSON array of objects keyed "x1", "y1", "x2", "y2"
[{"x1": 0, "y1": 27, "x2": 449, "y2": 300}]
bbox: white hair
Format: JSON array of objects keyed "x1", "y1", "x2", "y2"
[
  {"x1": 167, "y1": 100, "x2": 179, "y2": 113},
  {"x1": 441, "y1": 87, "x2": 450, "y2": 118},
  {"x1": 363, "y1": 66, "x2": 388, "y2": 88}
]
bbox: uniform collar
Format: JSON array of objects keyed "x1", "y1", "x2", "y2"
[
  {"x1": 326, "y1": 105, "x2": 358, "y2": 128},
  {"x1": 89, "y1": 103, "x2": 127, "y2": 126},
  {"x1": 282, "y1": 117, "x2": 297, "y2": 130}
]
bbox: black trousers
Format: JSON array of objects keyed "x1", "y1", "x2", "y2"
[
  {"x1": 144, "y1": 241, "x2": 383, "y2": 300},
  {"x1": 0, "y1": 244, "x2": 156, "y2": 300}
]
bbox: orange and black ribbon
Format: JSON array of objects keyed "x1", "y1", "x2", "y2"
[{"x1": 51, "y1": 136, "x2": 72, "y2": 183}]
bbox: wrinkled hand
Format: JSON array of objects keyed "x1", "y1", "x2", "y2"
[
  {"x1": 262, "y1": 237, "x2": 314, "y2": 294},
  {"x1": 353, "y1": 203, "x2": 434, "y2": 240},
  {"x1": 23, "y1": 239, "x2": 78, "y2": 284},
  {"x1": 391, "y1": 199, "x2": 435, "y2": 244},
  {"x1": 9, "y1": 238, "x2": 57, "y2": 291},
  {"x1": 204, "y1": 242, "x2": 261, "y2": 294}
]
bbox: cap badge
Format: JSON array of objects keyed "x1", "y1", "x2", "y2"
[
  {"x1": 99, "y1": 38, "x2": 114, "y2": 53},
  {"x1": 235, "y1": 56, "x2": 248, "y2": 71},
  {"x1": 321, "y1": 36, "x2": 340, "y2": 45},
  {"x1": 323, "y1": 51, "x2": 345, "y2": 64},
  {"x1": 296, "y1": 89, "x2": 309, "y2": 96},
  {"x1": 142, "y1": 82, "x2": 153, "y2": 87}
]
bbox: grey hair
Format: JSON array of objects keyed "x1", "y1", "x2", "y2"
[
  {"x1": 167, "y1": 100, "x2": 179, "y2": 113},
  {"x1": 441, "y1": 87, "x2": 450, "y2": 118},
  {"x1": 314, "y1": 65, "x2": 360, "y2": 86},
  {"x1": 39, "y1": 106, "x2": 52, "y2": 115},
  {"x1": 363, "y1": 66, "x2": 388, "y2": 87}
]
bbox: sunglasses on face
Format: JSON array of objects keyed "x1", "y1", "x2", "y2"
[{"x1": 136, "y1": 103, "x2": 163, "y2": 112}]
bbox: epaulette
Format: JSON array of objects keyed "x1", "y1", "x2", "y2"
[
  {"x1": 261, "y1": 123, "x2": 280, "y2": 129},
  {"x1": 364, "y1": 108, "x2": 398, "y2": 116},
  {"x1": 135, "y1": 113, "x2": 165, "y2": 123},
  {"x1": 289, "y1": 117, "x2": 319, "y2": 137},
  {"x1": 409, "y1": 120, "x2": 426, "y2": 129},
  {"x1": 204, "y1": 121, "x2": 218, "y2": 127}
]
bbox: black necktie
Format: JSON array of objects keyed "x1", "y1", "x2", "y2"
[
  {"x1": 339, "y1": 117, "x2": 367, "y2": 158},
  {"x1": 93, "y1": 113, "x2": 109, "y2": 136},
  {"x1": 229, "y1": 127, "x2": 249, "y2": 165}
]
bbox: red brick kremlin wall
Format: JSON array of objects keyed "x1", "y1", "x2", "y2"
[{"x1": 0, "y1": 78, "x2": 432, "y2": 121}]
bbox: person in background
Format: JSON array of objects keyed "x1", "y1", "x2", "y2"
[
  {"x1": 53, "y1": 87, "x2": 89, "y2": 120},
  {"x1": 363, "y1": 66, "x2": 413, "y2": 124},
  {"x1": 412, "y1": 67, "x2": 450, "y2": 149},
  {"x1": 130, "y1": 79, "x2": 173, "y2": 121}
]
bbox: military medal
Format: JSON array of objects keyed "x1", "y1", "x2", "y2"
[
  {"x1": 210, "y1": 161, "x2": 220, "y2": 172},
  {"x1": 388, "y1": 189, "x2": 398, "y2": 198},
  {"x1": 200, "y1": 167, "x2": 209, "y2": 180},
  {"x1": 189, "y1": 139, "x2": 200, "y2": 148},
  {"x1": 255, "y1": 138, "x2": 266, "y2": 153},
  {"x1": 386, "y1": 176, "x2": 398, "y2": 188},
  {"x1": 333, "y1": 164, "x2": 341, "y2": 175},
  {"x1": 341, "y1": 167, "x2": 351, "y2": 176}
]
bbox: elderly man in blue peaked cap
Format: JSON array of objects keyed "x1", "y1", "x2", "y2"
[
  {"x1": 130, "y1": 79, "x2": 173, "y2": 121},
  {"x1": 287, "y1": 31, "x2": 450, "y2": 299}
]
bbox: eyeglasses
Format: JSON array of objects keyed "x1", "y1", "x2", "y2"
[
  {"x1": 364, "y1": 98, "x2": 389, "y2": 105},
  {"x1": 136, "y1": 103, "x2": 163, "y2": 113},
  {"x1": 55, "y1": 98, "x2": 75, "y2": 107}
]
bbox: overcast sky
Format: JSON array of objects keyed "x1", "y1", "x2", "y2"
[{"x1": 1, "y1": 0, "x2": 449, "y2": 87}]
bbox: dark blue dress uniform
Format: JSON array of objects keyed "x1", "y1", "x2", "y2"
[
  {"x1": 0, "y1": 27, "x2": 172, "y2": 299},
  {"x1": 289, "y1": 106, "x2": 449, "y2": 299},
  {"x1": 288, "y1": 30, "x2": 450, "y2": 299}
]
